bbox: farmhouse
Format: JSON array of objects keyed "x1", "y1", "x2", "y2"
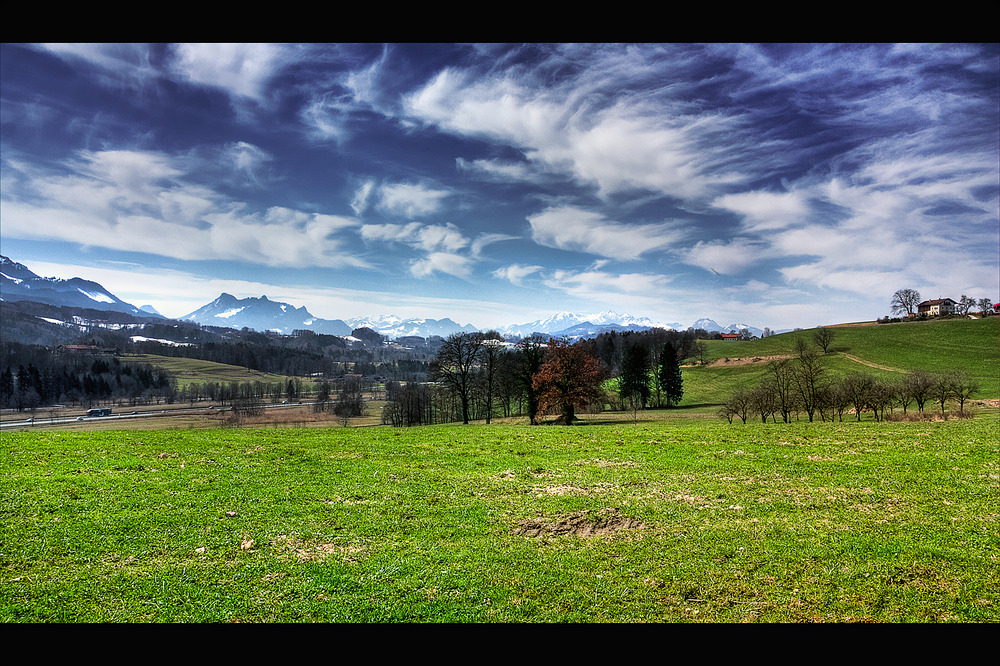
[
  {"x1": 917, "y1": 298, "x2": 957, "y2": 316},
  {"x1": 721, "y1": 333, "x2": 742, "y2": 342}
]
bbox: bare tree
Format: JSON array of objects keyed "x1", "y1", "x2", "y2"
[
  {"x1": 477, "y1": 332, "x2": 507, "y2": 425},
  {"x1": 813, "y1": 327, "x2": 836, "y2": 354},
  {"x1": 724, "y1": 387, "x2": 754, "y2": 424},
  {"x1": 904, "y1": 370, "x2": 935, "y2": 413},
  {"x1": 515, "y1": 336, "x2": 547, "y2": 425},
  {"x1": 791, "y1": 348, "x2": 827, "y2": 422},
  {"x1": 431, "y1": 332, "x2": 485, "y2": 424},
  {"x1": 890, "y1": 289, "x2": 921, "y2": 317},
  {"x1": 950, "y1": 372, "x2": 979, "y2": 413},
  {"x1": 692, "y1": 341, "x2": 709, "y2": 365},
  {"x1": 957, "y1": 295, "x2": 976, "y2": 316},
  {"x1": 840, "y1": 373, "x2": 874, "y2": 421},
  {"x1": 750, "y1": 382, "x2": 778, "y2": 423},
  {"x1": 766, "y1": 360, "x2": 798, "y2": 423},
  {"x1": 931, "y1": 373, "x2": 955, "y2": 414}
]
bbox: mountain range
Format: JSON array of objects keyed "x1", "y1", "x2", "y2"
[
  {"x1": 2, "y1": 255, "x2": 769, "y2": 340},
  {"x1": 1, "y1": 255, "x2": 159, "y2": 318}
]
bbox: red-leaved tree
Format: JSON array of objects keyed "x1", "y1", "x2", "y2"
[{"x1": 532, "y1": 338, "x2": 606, "y2": 425}]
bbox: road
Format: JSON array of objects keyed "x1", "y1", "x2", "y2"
[{"x1": 0, "y1": 401, "x2": 319, "y2": 429}]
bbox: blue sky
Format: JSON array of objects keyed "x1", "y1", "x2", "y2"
[{"x1": 2, "y1": 43, "x2": 997, "y2": 330}]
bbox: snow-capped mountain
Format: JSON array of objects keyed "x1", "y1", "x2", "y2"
[
  {"x1": 139, "y1": 304, "x2": 164, "y2": 317},
  {"x1": 182, "y1": 293, "x2": 352, "y2": 335},
  {"x1": 497, "y1": 311, "x2": 683, "y2": 338},
  {"x1": 692, "y1": 318, "x2": 764, "y2": 338},
  {"x1": 1, "y1": 255, "x2": 155, "y2": 317},
  {"x1": 345, "y1": 315, "x2": 478, "y2": 339}
]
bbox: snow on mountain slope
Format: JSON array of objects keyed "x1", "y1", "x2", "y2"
[{"x1": 1, "y1": 255, "x2": 152, "y2": 316}]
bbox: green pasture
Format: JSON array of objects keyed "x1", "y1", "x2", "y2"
[
  {"x1": 3, "y1": 414, "x2": 997, "y2": 622},
  {"x1": 681, "y1": 317, "x2": 1000, "y2": 404},
  {"x1": 123, "y1": 354, "x2": 304, "y2": 391}
]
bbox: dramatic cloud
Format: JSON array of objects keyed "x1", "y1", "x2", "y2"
[
  {"x1": 528, "y1": 207, "x2": 686, "y2": 261},
  {"x1": 169, "y1": 43, "x2": 287, "y2": 102},
  {"x1": 712, "y1": 190, "x2": 811, "y2": 232},
  {"x1": 403, "y1": 49, "x2": 749, "y2": 200},
  {"x1": 0, "y1": 149, "x2": 364, "y2": 268},
  {"x1": 3, "y1": 43, "x2": 996, "y2": 331}
]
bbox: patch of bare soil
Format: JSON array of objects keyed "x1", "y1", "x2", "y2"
[
  {"x1": 706, "y1": 354, "x2": 793, "y2": 368},
  {"x1": 512, "y1": 508, "x2": 646, "y2": 538},
  {"x1": 271, "y1": 534, "x2": 364, "y2": 562}
]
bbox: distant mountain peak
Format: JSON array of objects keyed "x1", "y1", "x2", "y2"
[
  {"x1": 183, "y1": 293, "x2": 351, "y2": 336},
  {"x1": 1, "y1": 255, "x2": 150, "y2": 316}
]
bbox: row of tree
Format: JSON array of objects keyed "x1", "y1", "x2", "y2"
[
  {"x1": 0, "y1": 353, "x2": 173, "y2": 412},
  {"x1": 720, "y1": 361, "x2": 980, "y2": 424},
  {"x1": 382, "y1": 332, "x2": 685, "y2": 427}
]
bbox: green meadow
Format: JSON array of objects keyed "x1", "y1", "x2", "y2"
[
  {"x1": 682, "y1": 317, "x2": 1000, "y2": 406},
  {"x1": 2, "y1": 415, "x2": 997, "y2": 623},
  {"x1": 124, "y1": 354, "x2": 298, "y2": 391}
]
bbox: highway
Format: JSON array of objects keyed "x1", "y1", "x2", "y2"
[{"x1": 0, "y1": 401, "x2": 317, "y2": 429}]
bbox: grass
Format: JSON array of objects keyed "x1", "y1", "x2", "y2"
[
  {"x1": 685, "y1": 317, "x2": 1000, "y2": 402},
  {"x1": 122, "y1": 353, "x2": 302, "y2": 390},
  {"x1": 3, "y1": 413, "x2": 998, "y2": 622}
]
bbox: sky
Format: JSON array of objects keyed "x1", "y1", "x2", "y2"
[{"x1": 1, "y1": 43, "x2": 997, "y2": 331}]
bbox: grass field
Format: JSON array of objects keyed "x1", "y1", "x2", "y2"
[
  {"x1": 677, "y1": 317, "x2": 1000, "y2": 407},
  {"x1": 121, "y1": 353, "x2": 304, "y2": 390},
  {"x1": 3, "y1": 412, "x2": 997, "y2": 623}
]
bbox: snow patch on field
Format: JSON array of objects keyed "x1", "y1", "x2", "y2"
[{"x1": 130, "y1": 336, "x2": 192, "y2": 347}]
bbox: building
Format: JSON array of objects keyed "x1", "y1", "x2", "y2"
[
  {"x1": 721, "y1": 333, "x2": 742, "y2": 342},
  {"x1": 917, "y1": 298, "x2": 957, "y2": 316}
]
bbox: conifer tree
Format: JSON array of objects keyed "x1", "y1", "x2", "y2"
[
  {"x1": 619, "y1": 342, "x2": 651, "y2": 413},
  {"x1": 657, "y1": 342, "x2": 683, "y2": 407}
]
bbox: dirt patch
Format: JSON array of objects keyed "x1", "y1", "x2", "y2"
[
  {"x1": 512, "y1": 508, "x2": 646, "y2": 538},
  {"x1": 271, "y1": 534, "x2": 364, "y2": 562},
  {"x1": 705, "y1": 354, "x2": 793, "y2": 368},
  {"x1": 839, "y1": 353, "x2": 904, "y2": 373}
]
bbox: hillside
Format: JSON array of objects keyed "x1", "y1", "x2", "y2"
[
  {"x1": 123, "y1": 354, "x2": 304, "y2": 391},
  {"x1": 678, "y1": 317, "x2": 1000, "y2": 406}
]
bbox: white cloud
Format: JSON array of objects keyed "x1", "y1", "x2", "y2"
[
  {"x1": 493, "y1": 264, "x2": 543, "y2": 286},
  {"x1": 456, "y1": 157, "x2": 536, "y2": 182},
  {"x1": 169, "y1": 43, "x2": 286, "y2": 102},
  {"x1": 377, "y1": 182, "x2": 451, "y2": 218},
  {"x1": 350, "y1": 180, "x2": 376, "y2": 215},
  {"x1": 0, "y1": 149, "x2": 364, "y2": 268},
  {"x1": 471, "y1": 233, "x2": 518, "y2": 258},
  {"x1": 712, "y1": 190, "x2": 810, "y2": 232},
  {"x1": 685, "y1": 238, "x2": 772, "y2": 275},
  {"x1": 528, "y1": 207, "x2": 685, "y2": 261},
  {"x1": 403, "y1": 56, "x2": 747, "y2": 201},
  {"x1": 410, "y1": 252, "x2": 471, "y2": 278},
  {"x1": 359, "y1": 222, "x2": 468, "y2": 253},
  {"x1": 222, "y1": 141, "x2": 273, "y2": 185}
]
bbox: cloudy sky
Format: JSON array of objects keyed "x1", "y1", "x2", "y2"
[{"x1": 2, "y1": 43, "x2": 997, "y2": 330}]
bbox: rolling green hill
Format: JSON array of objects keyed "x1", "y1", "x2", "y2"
[
  {"x1": 122, "y1": 354, "x2": 305, "y2": 390},
  {"x1": 679, "y1": 317, "x2": 1000, "y2": 406}
]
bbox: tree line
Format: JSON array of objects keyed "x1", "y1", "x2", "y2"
[
  {"x1": 719, "y1": 340, "x2": 979, "y2": 424},
  {"x1": 381, "y1": 331, "x2": 685, "y2": 427},
  {"x1": 1, "y1": 342, "x2": 174, "y2": 412}
]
